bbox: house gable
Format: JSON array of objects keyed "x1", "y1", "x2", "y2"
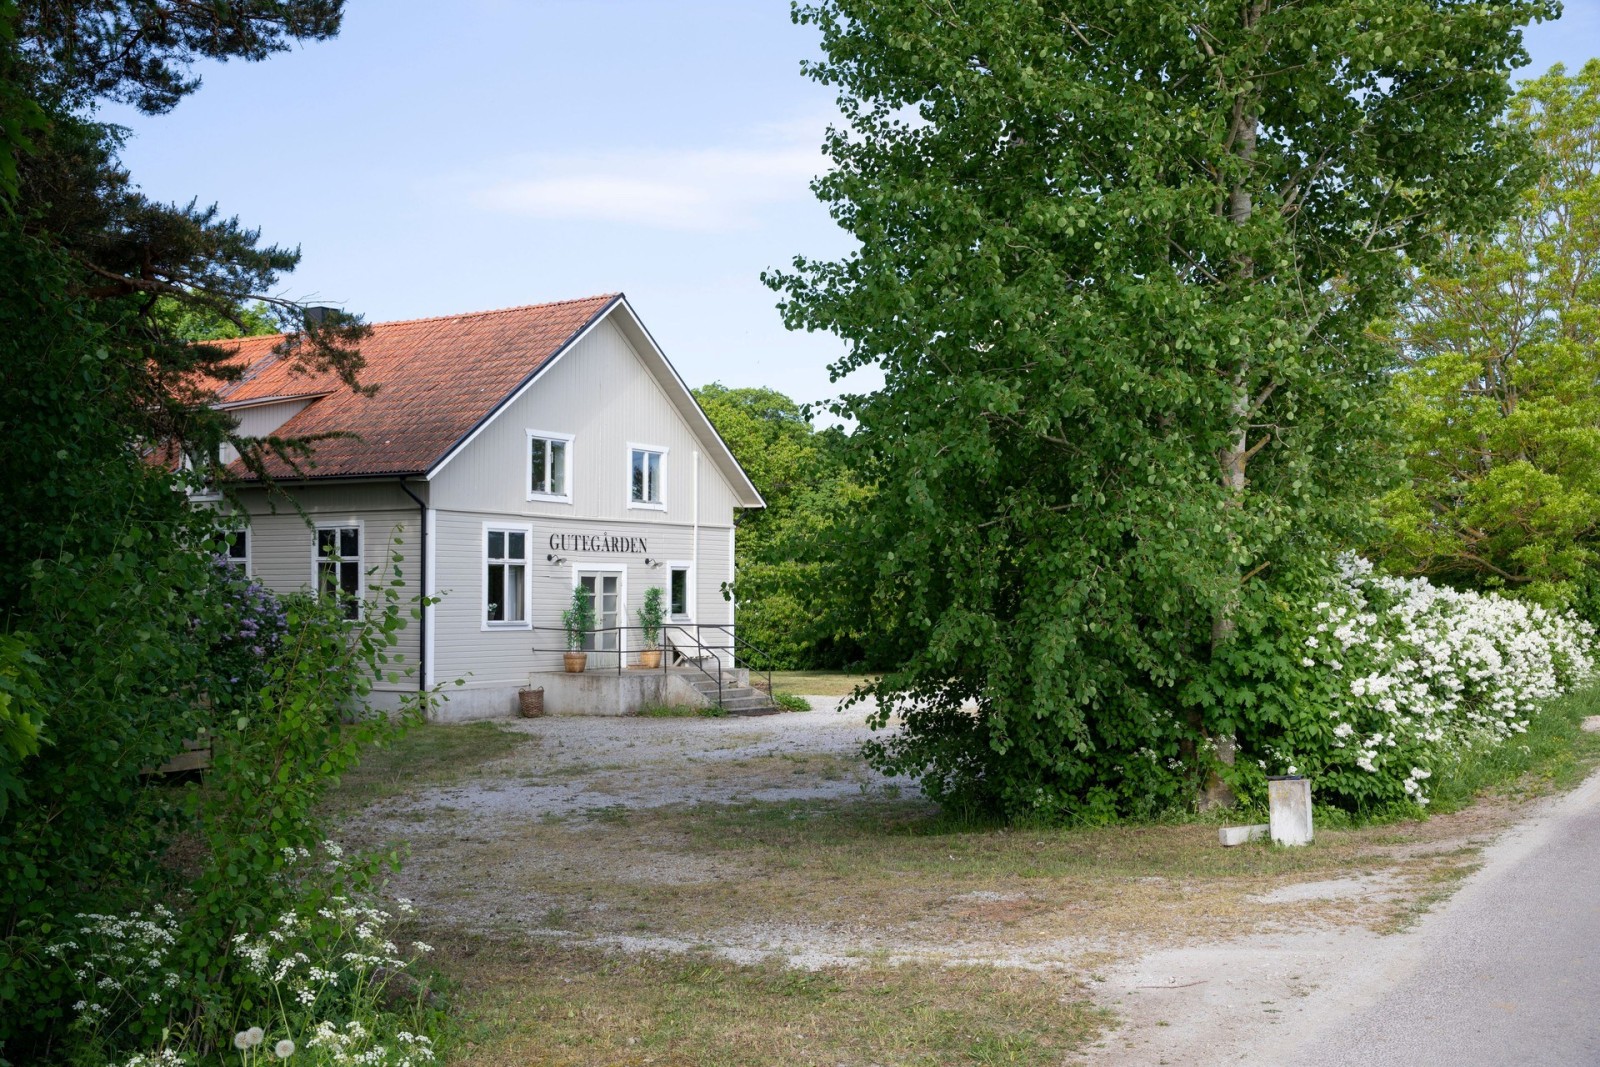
[
  {"x1": 426, "y1": 313, "x2": 753, "y2": 526},
  {"x1": 425, "y1": 298, "x2": 762, "y2": 511},
  {"x1": 207, "y1": 296, "x2": 762, "y2": 510}
]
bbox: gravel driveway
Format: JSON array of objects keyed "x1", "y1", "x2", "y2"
[
  {"x1": 342, "y1": 699, "x2": 1553, "y2": 1065},
  {"x1": 363, "y1": 697, "x2": 912, "y2": 822}
]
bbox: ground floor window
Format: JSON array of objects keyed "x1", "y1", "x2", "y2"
[
  {"x1": 669, "y1": 564, "x2": 691, "y2": 620},
  {"x1": 315, "y1": 525, "x2": 361, "y2": 619},
  {"x1": 485, "y1": 527, "x2": 529, "y2": 626},
  {"x1": 223, "y1": 529, "x2": 249, "y2": 572}
]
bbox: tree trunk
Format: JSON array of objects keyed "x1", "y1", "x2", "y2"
[{"x1": 1198, "y1": 5, "x2": 1267, "y2": 811}]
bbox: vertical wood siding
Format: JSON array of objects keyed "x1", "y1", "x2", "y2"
[
  {"x1": 421, "y1": 315, "x2": 747, "y2": 690},
  {"x1": 429, "y1": 511, "x2": 733, "y2": 687},
  {"x1": 233, "y1": 482, "x2": 424, "y2": 692},
  {"x1": 430, "y1": 318, "x2": 743, "y2": 523}
]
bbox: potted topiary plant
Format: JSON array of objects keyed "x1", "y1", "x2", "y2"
[
  {"x1": 637, "y1": 586, "x2": 666, "y2": 669},
  {"x1": 562, "y1": 583, "x2": 594, "y2": 672}
]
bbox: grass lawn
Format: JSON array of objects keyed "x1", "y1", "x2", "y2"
[
  {"x1": 343, "y1": 686, "x2": 1600, "y2": 1066},
  {"x1": 442, "y1": 939, "x2": 1109, "y2": 1067},
  {"x1": 762, "y1": 670, "x2": 877, "y2": 697},
  {"x1": 330, "y1": 719, "x2": 535, "y2": 811}
]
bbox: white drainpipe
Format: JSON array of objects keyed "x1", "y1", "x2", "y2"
[{"x1": 691, "y1": 449, "x2": 700, "y2": 626}]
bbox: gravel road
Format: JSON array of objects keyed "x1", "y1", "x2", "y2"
[{"x1": 346, "y1": 700, "x2": 1598, "y2": 1065}]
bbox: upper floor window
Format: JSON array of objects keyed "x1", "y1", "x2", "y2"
[
  {"x1": 485, "y1": 526, "x2": 530, "y2": 627},
  {"x1": 527, "y1": 430, "x2": 573, "y2": 502},
  {"x1": 315, "y1": 524, "x2": 362, "y2": 620},
  {"x1": 629, "y1": 445, "x2": 666, "y2": 509},
  {"x1": 183, "y1": 450, "x2": 221, "y2": 501}
]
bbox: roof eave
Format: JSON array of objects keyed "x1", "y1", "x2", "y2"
[{"x1": 422, "y1": 295, "x2": 624, "y2": 481}]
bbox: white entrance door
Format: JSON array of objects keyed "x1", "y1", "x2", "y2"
[{"x1": 578, "y1": 572, "x2": 621, "y2": 668}]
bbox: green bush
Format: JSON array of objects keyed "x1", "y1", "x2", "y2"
[
  {"x1": 773, "y1": 693, "x2": 811, "y2": 712},
  {"x1": 47, "y1": 866, "x2": 447, "y2": 1066},
  {"x1": 3, "y1": 531, "x2": 449, "y2": 1063}
]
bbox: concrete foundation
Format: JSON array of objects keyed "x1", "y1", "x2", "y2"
[
  {"x1": 363, "y1": 687, "x2": 515, "y2": 722},
  {"x1": 1219, "y1": 824, "x2": 1270, "y2": 847},
  {"x1": 531, "y1": 669, "x2": 711, "y2": 716},
  {"x1": 368, "y1": 666, "x2": 749, "y2": 722},
  {"x1": 1268, "y1": 776, "x2": 1314, "y2": 846},
  {"x1": 408, "y1": 671, "x2": 714, "y2": 720}
]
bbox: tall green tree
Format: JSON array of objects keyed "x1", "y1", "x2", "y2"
[
  {"x1": 694, "y1": 384, "x2": 872, "y2": 667},
  {"x1": 768, "y1": 0, "x2": 1549, "y2": 820},
  {"x1": 0, "y1": 3, "x2": 389, "y2": 1055},
  {"x1": 1380, "y1": 60, "x2": 1600, "y2": 609}
]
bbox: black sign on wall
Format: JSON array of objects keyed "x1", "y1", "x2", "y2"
[{"x1": 548, "y1": 532, "x2": 647, "y2": 555}]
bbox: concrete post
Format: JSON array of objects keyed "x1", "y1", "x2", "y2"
[{"x1": 1268, "y1": 776, "x2": 1314, "y2": 846}]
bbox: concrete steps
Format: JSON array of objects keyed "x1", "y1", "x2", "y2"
[{"x1": 682, "y1": 673, "x2": 780, "y2": 716}]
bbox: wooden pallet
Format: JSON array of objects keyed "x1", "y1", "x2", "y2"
[{"x1": 145, "y1": 735, "x2": 213, "y2": 775}]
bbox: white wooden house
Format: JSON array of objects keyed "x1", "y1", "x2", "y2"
[{"x1": 206, "y1": 294, "x2": 765, "y2": 718}]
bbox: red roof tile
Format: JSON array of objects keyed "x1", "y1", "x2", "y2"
[{"x1": 214, "y1": 294, "x2": 619, "y2": 479}]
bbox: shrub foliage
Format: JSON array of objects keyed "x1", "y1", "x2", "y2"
[{"x1": 1213, "y1": 558, "x2": 1595, "y2": 814}]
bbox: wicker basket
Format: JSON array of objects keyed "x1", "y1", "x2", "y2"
[{"x1": 518, "y1": 687, "x2": 545, "y2": 718}]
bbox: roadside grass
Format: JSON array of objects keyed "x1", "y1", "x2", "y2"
[
  {"x1": 439, "y1": 936, "x2": 1109, "y2": 1067},
  {"x1": 1427, "y1": 682, "x2": 1600, "y2": 811},
  {"x1": 763, "y1": 670, "x2": 876, "y2": 697},
  {"x1": 329, "y1": 720, "x2": 536, "y2": 811}
]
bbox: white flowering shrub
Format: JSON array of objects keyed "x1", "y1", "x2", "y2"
[
  {"x1": 42, "y1": 905, "x2": 184, "y2": 1052},
  {"x1": 46, "y1": 844, "x2": 444, "y2": 1067},
  {"x1": 1220, "y1": 557, "x2": 1596, "y2": 813},
  {"x1": 225, "y1": 864, "x2": 440, "y2": 1067}
]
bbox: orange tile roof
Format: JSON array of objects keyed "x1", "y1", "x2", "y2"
[{"x1": 214, "y1": 294, "x2": 620, "y2": 479}]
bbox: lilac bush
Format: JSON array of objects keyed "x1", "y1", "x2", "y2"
[{"x1": 207, "y1": 563, "x2": 289, "y2": 709}]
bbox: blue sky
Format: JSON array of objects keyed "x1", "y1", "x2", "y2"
[{"x1": 106, "y1": 0, "x2": 1600, "y2": 413}]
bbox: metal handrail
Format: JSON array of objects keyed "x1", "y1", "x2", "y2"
[
  {"x1": 698, "y1": 623, "x2": 777, "y2": 704},
  {"x1": 665, "y1": 624, "x2": 723, "y2": 707},
  {"x1": 529, "y1": 623, "x2": 738, "y2": 708},
  {"x1": 528, "y1": 622, "x2": 789, "y2": 710}
]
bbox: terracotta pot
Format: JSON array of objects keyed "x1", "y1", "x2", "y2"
[
  {"x1": 639, "y1": 648, "x2": 662, "y2": 669},
  {"x1": 563, "y1": 651, "x2": 587, "y2": 673}
]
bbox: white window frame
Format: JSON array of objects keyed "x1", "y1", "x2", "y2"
[
  {"x1": 482, "y1": 522, "x2": 533, "y2": 631},
  {"x1": 571, "y1": 564, "x2": 628, "y2": 657},
  {"x1": 666, "y1": 560, "x2": 694, "y2": 622},
  {"x1": 223, "y1": 527, "x2": 251, "y2": 575},
  {"x1": 182, "y1": 452, "x2": 222, "y2": 502},
  {"x1": 311, "y1": 521, "x2": 364, "y2": 620},
  {"x1": 526, "y1": 429, "x2": 574, "y2": 504},
  {"x1": 627, "y1": 443, "x2": 668, "y2": 511}
]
